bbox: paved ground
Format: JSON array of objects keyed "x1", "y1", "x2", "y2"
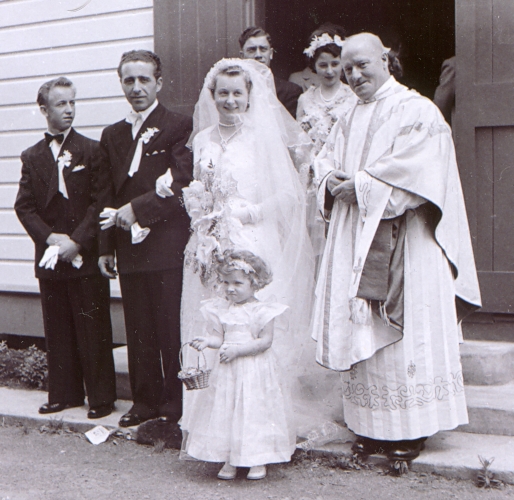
[
  {"x1": 1, "y1": 423, "x2": 513, "y2": 500},
  {"x1": 1, "y1": 386, "x2": 514, "y2": 488}
]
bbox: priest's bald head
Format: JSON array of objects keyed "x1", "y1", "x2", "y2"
[{"x1": 342, "y1": 33, "x2": 390, "y2": 102}]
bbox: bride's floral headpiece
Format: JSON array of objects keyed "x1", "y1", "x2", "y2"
[{"x1": 303, "y1": 33, "x2": 345, "y2": 58}]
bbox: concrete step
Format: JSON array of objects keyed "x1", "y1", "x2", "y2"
[
  {"x1": 459, "y1": 382, "x2": 514, "y2": 436},
  {"x1": 0, "y1": 386, "x2": 132, "y2": 433},
  {"x1": 460, "y1": 340, "x2": 514, "y2": 385},
  {"x1": 319, "y1": 430, "x2": 514, "y2": 485}
]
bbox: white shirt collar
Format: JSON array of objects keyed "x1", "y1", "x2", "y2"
[
  {"x1": 46, "y1": 127, "x2": 71, "y2": 160},
  {"x1": 138, "y1": 99, "x2": 158, "y2": 123}
]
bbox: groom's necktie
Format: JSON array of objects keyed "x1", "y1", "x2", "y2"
[
  {"x1": 45, "y1": 133, "x2": 69, "y2": 199},
  {"x1": 125, "y1": 111, "x2": 145, "y2": 177},
  {"x1": 125, "y1": 111, "x2": 143, "y2": 140}
]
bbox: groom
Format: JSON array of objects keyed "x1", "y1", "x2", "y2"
[{"x1": 97, "y1": 50, "x2": 193, "y2": 427}]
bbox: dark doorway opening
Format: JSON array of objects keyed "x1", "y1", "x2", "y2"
[{"x1": 266, "y1": 0, "x2": 455, "y2": 99}]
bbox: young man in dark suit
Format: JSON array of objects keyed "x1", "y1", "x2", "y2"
[
  {"x1": 239, "y1": 26, "x2": 303, "y2": 117},
  {"x1": 97, "y1": 50, "x2": 193, "y2": 428},
  {"x1": 15, "y1": 77, "x2": 117, "y2": 419}
]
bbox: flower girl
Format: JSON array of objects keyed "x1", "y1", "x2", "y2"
[{"x1": 182, "y1": 250, "x2": 294, "y2": 480}]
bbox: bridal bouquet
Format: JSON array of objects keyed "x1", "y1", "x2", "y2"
[{"x1": 183, "y1": 159, "x2": 241, "y2": 288}]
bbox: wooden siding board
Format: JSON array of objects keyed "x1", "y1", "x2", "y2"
[
  {"x1": 0, "y1": 0, "x2": 153, "y2": 28},
  {"x1": 0, "y1": 185, "x2": 17, "y2": 209},
  {"x1": 0, "y1": 159, "x2": 22, "y2": 183},
  {"x1": 0, "y1": 127, "x2": 104, "y2": 158},
  {"x1": 0, "y1": 211, "x2": 25, "y2": 234},
  {"x1": 0, "y1": 9, "x2": 153, "y2": 55},
  {"x1": 0, "y1": 70, "x2": 123, "y2": 107},
  {"x1": 0, "y1": 236, "x2": 34, "y2": 261},
  {"x1": 0, "y1": 38, "x2": 153, "y2": 80},
  {"x1": 0, "y1": 97, "x2": 131, "y2": 132}
]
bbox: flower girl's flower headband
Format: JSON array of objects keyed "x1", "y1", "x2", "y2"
[{"x1": 303, "y1": 33, "x2": 345, "y2": 58}]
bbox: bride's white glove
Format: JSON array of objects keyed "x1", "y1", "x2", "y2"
[{"x1": 228, "y1": 199, "x2": 262, "y2": 225}]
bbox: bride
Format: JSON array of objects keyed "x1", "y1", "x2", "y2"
[{"x1": 158, "y1": 58, "x2": 336, "y2": 444}]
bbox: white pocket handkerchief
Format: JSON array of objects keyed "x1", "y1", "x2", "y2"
[{"x1": 72, "y1": 165, "x2": 86, "y2": 172}]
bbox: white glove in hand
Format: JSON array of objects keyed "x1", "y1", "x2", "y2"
[
  {"x1": 39, "y1": 245, "x2": 83, "y2": 270},
  {"x1": 99, "y1": 208, "x2": 118, "y2": 230},
  {"x1": 156, "y1": 169, "x2": 174, "y2": 198},
  {"x1": 100, "y1": 207, "x2": 150, "y2": 244}
]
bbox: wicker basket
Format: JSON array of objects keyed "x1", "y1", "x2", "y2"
[{"x1": 178, "y1": 343, "x2": 211, "y2": 390}]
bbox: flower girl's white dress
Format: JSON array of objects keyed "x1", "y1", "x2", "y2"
[{"x1": 183, "y1": 297, "x2": 295, "y2": 467}]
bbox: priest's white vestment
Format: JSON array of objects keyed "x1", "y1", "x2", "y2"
[{"x1": 313, "y1": 77, "x2": 481, "y2": 440}]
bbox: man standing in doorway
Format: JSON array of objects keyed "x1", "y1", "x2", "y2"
[
  {"x1": 97, "y1": 50, "x2": 193, "y2": 428},
  {"x1": 239, "y1": 26, "x2": 302, "y2": 117},
  {"x1": 312, "y1": 33, "x2": 481, "y2": 462},
  {"x1": 15, "y1": 77, "x2": 117, "y2": 419}
]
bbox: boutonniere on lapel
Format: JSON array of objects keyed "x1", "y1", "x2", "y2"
[
  {"x1": 57, "y1": 150, "x2": 72, "y2": 169},
  {"x1": 128, "y1": 128, "x2": 160, "y2": 177},
  {"x1": 56, "y1": 151, "x2": 72, "y2": 199},
  {"x1": 141, "y1": 127, "x2": 159, "y2": 144}
]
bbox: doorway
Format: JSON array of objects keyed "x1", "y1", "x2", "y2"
[{"x1": 265, "y1": 0, "x2": 455, "y2": 100}]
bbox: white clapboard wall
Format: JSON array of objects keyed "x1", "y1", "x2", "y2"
[{"x1": 0, "y1": 0, "x2": 154, "y2": 296}]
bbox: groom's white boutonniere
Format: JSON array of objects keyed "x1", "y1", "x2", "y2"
[
  {"x1": 57, "y1": 150, "x2": 72, "y2": 169},
  {"x1": 141, "y1": 127, "x2": 159, "y2": 144}
]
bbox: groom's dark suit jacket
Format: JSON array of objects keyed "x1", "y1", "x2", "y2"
[
  {"x1": 15, "y1": 128, "x2": 102, "y2": 279},
  {"x1": 97, "y1": 103, "x2": 193, "y2": 273}
]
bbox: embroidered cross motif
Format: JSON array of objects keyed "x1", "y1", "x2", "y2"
[
  {"x1": 352, "y1": 257, "x2": 363, "y2": 284},
  {"x1": 407, "y1": 361, "x2": 416, "y2": 378}
]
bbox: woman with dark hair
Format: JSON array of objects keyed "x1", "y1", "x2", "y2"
[{"x1": 296, "y1": 25, "x2": 356, "y2": 270}]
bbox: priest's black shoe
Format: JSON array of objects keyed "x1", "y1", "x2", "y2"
[
  {"x1": 87, "y1": 403, "x2": 115, "y2": 419},
  {"x1": 38, "y1": 401, "x2": 84, "y2": 414},
  {"x1": 351, "y1": 436, "x2": 391, "y2": 456},
  {"x1": 119, "y1": 412, "x2": 147, "y2": 427},
  {"x1": 387, "y1": 438, "x2": 426, "y2": 461}
]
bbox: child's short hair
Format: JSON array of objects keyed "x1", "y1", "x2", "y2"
[{"x1": 217, "y1": 250, "x2": 272, "y2": 290}]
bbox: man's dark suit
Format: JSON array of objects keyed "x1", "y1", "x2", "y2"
[
  {"x1": 274, "y1": 76, "x2": 302, "y2": 118},
  {"x1": 15, "y1": 128, "x2": 116, "y2": 408},
  {"x1": 97, "y1": 103, "x2": 193, "y2": 420}
]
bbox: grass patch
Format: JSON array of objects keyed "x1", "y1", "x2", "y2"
[{"x1": 0, "y1": 341, "x2": 48, "y2": 390}]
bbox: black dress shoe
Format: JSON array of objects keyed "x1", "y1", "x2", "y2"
[
  {"x1": 39, "y1": 401, "x2": 84, "y2": 414},
  {"x1": 119, "y1": 412, "x2": 147, "y2": 427},
  {"x1": 158, "y1": 413, "x2": 181, "y2": 424},
  {"x1": 87, "y1": 403, "x2": 115, "y2": 419},
  {"x1": 387, "y1": 438, "x2": 426, "y2": 461},
  {"x1": 351, "y1": 435, "x2": 391, "y2": 456}
]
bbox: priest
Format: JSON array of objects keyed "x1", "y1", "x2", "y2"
[{"x1": 312, "y1": 33, "x2": 481, "y2": 462}]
